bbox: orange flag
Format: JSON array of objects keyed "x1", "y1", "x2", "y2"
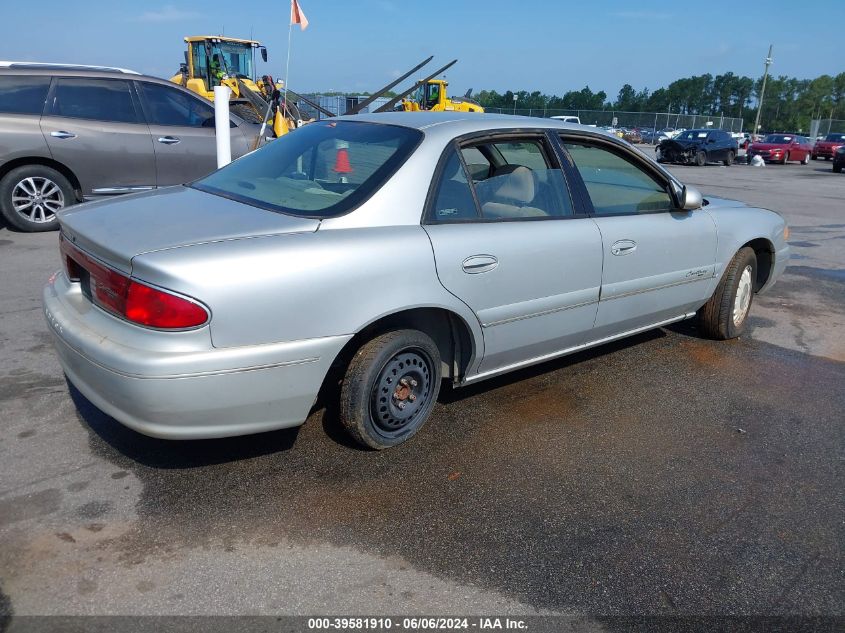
[{"x1": 291, "y1": 0, "x2": 309, "y2": 30}]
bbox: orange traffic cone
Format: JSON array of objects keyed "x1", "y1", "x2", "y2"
[{"x1": 333, "y1": 140, "x2": 352, "y2": 182}]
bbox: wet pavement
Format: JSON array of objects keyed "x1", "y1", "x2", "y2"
[{"x1": 0, "y1": 162, "x2": 843, "y2": 622}]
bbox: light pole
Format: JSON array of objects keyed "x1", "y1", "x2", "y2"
[
  {"x1": 752, "y1": 45, "x2": 773, "y2": 137},
  {"x1": 513, "y1": 94, "x2": 518, "y2": 115}
]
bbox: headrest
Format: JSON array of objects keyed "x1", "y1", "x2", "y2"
[{"x1": 493, "y1": 165, "x2": 534, "y2": 204}]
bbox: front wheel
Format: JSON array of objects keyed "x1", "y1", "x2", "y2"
[
  {"x1": 801, "y1": 153, "x2": 810, "y2": 165},
  {"x1": 339, "y1": 329, "x2": 442, "y2": 449},
  {"x1": 724, "y1": 151, "x2": 735, "y2": 166},
  {"x1": 834, "y1": 164, "x2": 842, "y2": 173},
  {"x1": 695, "y1": 151, "x2": 706, "y2": 166},
  {"x1": 698, "y1": 247, "x2": 757, "y2": 340}
]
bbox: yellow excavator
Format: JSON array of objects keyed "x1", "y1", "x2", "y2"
[
  {"x1": 170, "y1": 35, "x2": 344, "y2": 137},
  {"x1": 398, "y1": 79, "x2": 483, "y2": 113}
]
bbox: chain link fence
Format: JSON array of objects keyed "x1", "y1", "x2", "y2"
[
  {"x1": 484, "y1": 108, "x2": 744, "y2": 132},
  {"x1": 810, "y1": 119, "x2": 845, "y2": 137}
]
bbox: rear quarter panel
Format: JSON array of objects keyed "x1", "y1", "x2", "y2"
[
  {"x1": 0, "y1": 113, "x2": 51, "y2": 165},
  {"x1": 129, "y1": 225, "x2": 484, "y2": 354}
]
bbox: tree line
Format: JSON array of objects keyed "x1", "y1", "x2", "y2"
[{"x1": 475, "y1": 71, "x2": 845, "y2": 132}]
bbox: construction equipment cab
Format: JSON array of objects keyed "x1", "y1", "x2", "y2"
[
  {"x1": 401, "y1": 79, "x2": 483, "y2": 113},
  {"x1": 170, "y1": 36, "x2": 277, "y2": 123}
]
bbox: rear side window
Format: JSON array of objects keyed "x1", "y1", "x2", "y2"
[
  {"x1": 0, "y1": 76, "x2": 50, "y2": 114},
  {"x1": 193, "y1": 120, "x2": 421, "y2": 218},
  {"x1": 430, "y1": 148, "x2": 478, "y2": 221},
  {"x1": 563, "y1": 141, "x2": 673, "y2": 215},
  {"x1": 51, "y1": 78, "x2": 139, "y2": 123},
  {"x1": 138, "y1": 82, "x2": 216, "y2": 127}
]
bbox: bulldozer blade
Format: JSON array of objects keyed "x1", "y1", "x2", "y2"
[
  {"x1": 343, "y1": 56, "x2": 434, "y2": 115},
  {"x1": 373, "y1": 59, "x2": 458, "y2": 113},
  {"x1": 284, "y1": 89, "x2": 336, "y2": 118}
]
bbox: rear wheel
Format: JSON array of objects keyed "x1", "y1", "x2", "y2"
[
  {"x1": 811, "y1": 154, "x2": 818, "y2": 160},
  {"x1": 0, "y1": 165, "x2": 73, "y2": 232},
  {"x1": 724, "y1": 151, "x2": 735, "y2": 166},
  {"x1": 698, "y1": 247, "x2": 757, "y2": 340},
  {"x1": 834, "y1": 163, "x2": 842, "y2": 173},
  {"x1": 339, "y1": 329, "x2": 442, "y2": 450}
]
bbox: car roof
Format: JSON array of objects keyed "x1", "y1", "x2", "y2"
[
  {"x1": 0, "y1": 64, "x2": 183, "y2": 87},
  {"x1": 339, "y1": 111, "x2": 605, "y2": 136},
  {"x1": 0, "y1": 61, "x2": 140, "y2": 75}
]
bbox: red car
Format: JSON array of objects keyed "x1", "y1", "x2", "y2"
[
  {"x1": 747, "y1": 134, "x2": 813, "y2": 164},
  {"x1": 811, "y1": 133, "x2": 845, "y2": 160}
]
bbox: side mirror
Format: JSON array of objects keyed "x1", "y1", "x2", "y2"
[
  {"x1": 681, "y1": 185, "x2": 703, "y2": 210},
  {"x1": 260, "y1": 47, "x2": 268, "y2": 62}
]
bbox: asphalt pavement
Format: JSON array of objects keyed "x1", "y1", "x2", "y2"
[{"x1": 0, "y1": 158, "x2": 843, "y2": 626}]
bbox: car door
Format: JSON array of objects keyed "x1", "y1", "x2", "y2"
[
  {"x1": 41, "y1": 76, "x2": 156, "y2": 195},
  {"x1": 423, "y1": 134, "x2": 604, "y2": 376},
  {"x1": 560, "y1": 136, "x2": 718, "y2": 338},
  {"x1": 135, "y1": 81, "x2": 248, "y2": 186}
]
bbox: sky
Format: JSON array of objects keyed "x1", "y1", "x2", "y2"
[{"x1": 3, "y1": 0, "x2": 844, "y2": 98}]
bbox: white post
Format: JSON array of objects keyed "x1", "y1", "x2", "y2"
[{"x1": 214, "y1": 86, "x2": 232, "y2": 168}]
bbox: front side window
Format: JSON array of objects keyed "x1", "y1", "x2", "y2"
[
  {"x1": 563, "y1": 141, "x2": 674, "y2": 215},
  {"x1": 51, "y1": 78, "x2": 139, "y2": 123},
  {"x1": 0, "y1": 76, "x2": 50, "y2": 115},
  {"x1": 139, "y1": 82, "x2": 215, "y2": 127},
  {"x1": 193, "y1": 121, "x2": 421, "y2": 218}
]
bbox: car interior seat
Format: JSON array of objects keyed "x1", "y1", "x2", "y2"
[{"x1": 478, "y1": 165, "x2": 547, "y2": 219}]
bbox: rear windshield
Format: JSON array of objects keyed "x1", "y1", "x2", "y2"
[
  {"x1": 192, "y1": 121, "x2": 422, "y2": 218},
  {"x1": 823, "y1": 134, "x2": 845, "y2": 142}
]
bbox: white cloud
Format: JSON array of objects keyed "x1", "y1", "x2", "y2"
[{"x1": 136, "y1": 5, "x2": 200, "y2": 22}]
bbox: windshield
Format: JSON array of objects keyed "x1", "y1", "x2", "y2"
[
  {"x1": 824, "y1": 133, "x2": 845, "y2": 142},
  {"x1": 211, "y1": 41, "x2": 254, "y2": 79},
  {"x1": 675, "y1": 130, "x2": 708, "y2": 140},
  {"x1": 193, "y1": 121, "x2": 422, "y2": 218},
  {"x1": 763, "y1": 135, "x2": 794, "y2": 144}
]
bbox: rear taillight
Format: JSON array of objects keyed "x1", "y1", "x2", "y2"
[{"x1": 59, "y1": 233, "x2": 208, "y2": 329}]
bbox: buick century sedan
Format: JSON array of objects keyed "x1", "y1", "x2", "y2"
[{"x1": 44, "y1": 113, "x2": 789, "y2": 449}]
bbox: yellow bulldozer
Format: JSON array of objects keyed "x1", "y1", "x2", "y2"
[{"x1": 398, "y1": 79, "x2": 483, "y2": 113}]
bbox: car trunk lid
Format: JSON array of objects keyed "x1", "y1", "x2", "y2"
[{"x1": 58, "y1": 186, "x2": 320, "y2": 273}]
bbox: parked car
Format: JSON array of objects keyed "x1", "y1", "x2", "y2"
[
  {"x1": 550, "y1": 115, "x2": 581, "y2": 124},
  {"x1": 833, "y1": 145, "x2": 845, "y2": 173},
  {"x1": 641, "y1": 129, "x2": 669, "y2": 144},
  {"x1": 656, "y1": 129, "x2": 738, "y2": 166},
  {"x1": 44, "y1": 113, "x2": 789, "y2": 449},
  {"x1": 623, "y1": 129, "x2": 643, "y2": 144},
  {"x1": 747, "y1": 134, "x2": 813, "y2": 164},
  {"x1": 811, "y1": 132, "x2": 845, "y2": 160},
  {"x1": 0, "y1": 62, "x2": 263, "y2": 232}
]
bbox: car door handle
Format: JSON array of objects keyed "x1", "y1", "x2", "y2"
[
  {"x1": 462, "y1": 255, "x2": 498, "y2": 274},
  {"x1": 157, "y1": 136, "x2": 181, "y2": 145},
  {"x1": 50, "y1": 130, "x2": 76, "y2": 139},
  {"x1": 611, "y1": 239, "x2": 637, "y2": 256}
]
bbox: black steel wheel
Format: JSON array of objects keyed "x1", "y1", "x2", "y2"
[{"x1": 339, "y1": 329, "x2": 442, "y2": 449}]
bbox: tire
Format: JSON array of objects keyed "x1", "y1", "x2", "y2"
[
  {"x1": 724, "y1": 151, "x2": 735, "y2": 166},
  {"x1": 811, "y1": 154, "x2": 818, "y2": 160},
  {"x1": 695, "y1": 151, "x2": 706, "y2": 166},
  {"x1": 825, "y1": 156, "x2": 831, "y2": 161},
  {"x1": 834, "y1": 164, "x2": 842, "y2": 173},
  {"x1": 698, "y1": 247, "x2": 757, "y2": 340},
  {"x1": 783, "y1": 152, "x2": 790, "y2": 165},
  {"x1": 802, "y1": 153, "x2": 810, "y2": 165},
  {"x1": 0, "y1": 165, "x2": 74, "y2": 232},
  {"x1": 339, "y1": 329, "x2": 442, "y2": 450}
]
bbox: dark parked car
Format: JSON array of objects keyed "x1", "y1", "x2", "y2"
[
  {"x1": 747, "y1": 134, "x2": 813, "y2": 165},
  {"x1": 812, "y1": 132, "x2": 845, "y2": 160},
  {"x1": 0, "y1": 62, "x2": 262, "y2": 232},
  {"x1": 833, "y1": 145, "x2": 845, "y2": 173},
  {"x1": 657, "y1": 129, "x2": 738, "y2": 166}
]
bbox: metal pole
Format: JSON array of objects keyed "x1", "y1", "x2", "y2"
[
  {"x1": 752, "y1": 44, "x2": 773, "y2": 136},
  {"x1": 213, "y1": 86, "x2": 232, "y2": 167}
]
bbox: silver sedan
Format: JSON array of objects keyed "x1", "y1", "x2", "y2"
[{"x1": 44, "y1": 113, "x2": 789, "y2": 449}]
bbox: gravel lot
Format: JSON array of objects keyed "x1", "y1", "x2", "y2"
[{"x1": 0, "y1": 156, "x2": 842, "y2": 625}]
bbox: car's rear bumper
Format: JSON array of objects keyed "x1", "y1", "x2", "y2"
[{"x1": 44, "y1": 272, "x2": 351, "y2": 439}]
